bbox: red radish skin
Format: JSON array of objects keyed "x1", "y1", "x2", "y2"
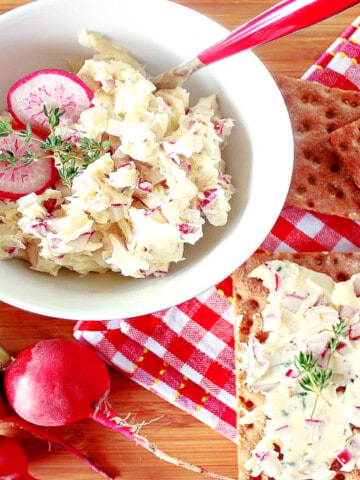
[
  {"x1": 0, "y1": 132, "x2": 58, "y2": 199},
  {"x1": 0, "y1": 435, "x2": 38, "y2": 480},
  {"x1": 0, "y1": 389, "x2": 112, "y2": 479},
  {"x1": 5, "y1": 339, "x2": 110, "y2": 426},
  {"x1": 7, "y1": 69, "x2": 93, "y2": 137},
  {"x1": 4, "y1": 339, "x2": 234, "y2": 480}
]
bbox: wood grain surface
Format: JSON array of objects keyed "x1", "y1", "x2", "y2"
[{"x1": 1, "y1": 1, "x2": 360, "y2": 479}]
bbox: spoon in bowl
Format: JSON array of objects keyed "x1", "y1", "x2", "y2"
[{"x1": 152, "y1": 0, "x2": 360, "y2": 89}]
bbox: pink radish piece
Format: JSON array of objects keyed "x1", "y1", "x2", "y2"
[
  {"x1": 0, "y1": 435, "x2": 39, "y2": 480},
  {"x1": 0, "y1": 132, "x2": 58, "y2": 199},
  {"x1": 0, "y1": 389, "x2": 112, "y2": 479},
  {"x1": 7, "y1": 69, "x2": 93, "y2": 136},
  {"x1": 4, "y1": 339, "x2": 234, "y2": 480}
]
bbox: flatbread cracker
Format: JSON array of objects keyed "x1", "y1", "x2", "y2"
[
  {"x1": 276, "y1": 75, "x2": 360, "y2": 219},
  {"x1": 329, "y1": 118, "x2": 360, "y2": 188},
  {"x1": 233, "y1": 250, "x2": 360, "y2": 480}
]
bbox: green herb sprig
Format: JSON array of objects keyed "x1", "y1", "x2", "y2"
[
  {"x1": 0, "y1": 106, "x2": 111, "y2": 187},
  {"x1": 328, "y1": 318, "x2": 348, "y2": 354},
  {"x1": 294, "y1": 318, "x2": 348, "y2": 418},
  {"x1": 294, "y1": 351, "x2": 332, "y2": 417}
]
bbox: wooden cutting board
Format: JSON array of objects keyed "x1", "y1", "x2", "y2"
[{"x1": 0, "y1": 1, "x2": 359, "y2": 478}]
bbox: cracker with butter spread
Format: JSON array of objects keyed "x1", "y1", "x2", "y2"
[
  {"x1": 276, "y1": 75, "x2": 360, "y2": 220},
  {"x1": 233, "y1": 251, "x2": 360, "y2": 480}
]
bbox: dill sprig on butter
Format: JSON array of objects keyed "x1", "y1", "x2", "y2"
[
  {"x1": 294, "y1": 318, "x2": 348, "y2": 418},
  {"x1": 0, "y1": 106, "x2": 111, "y2": 187}
]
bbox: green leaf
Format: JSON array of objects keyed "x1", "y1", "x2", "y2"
[
  {"x1": 43, "y1": 106, "x2": 65, "y2": 129},
  {"x1": 0, "y1": 121, "x2": 13, "y2": 137}
]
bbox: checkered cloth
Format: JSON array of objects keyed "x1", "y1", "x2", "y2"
[{"x1": 74, "y1": 15, "x2": 360, "y2": 444}]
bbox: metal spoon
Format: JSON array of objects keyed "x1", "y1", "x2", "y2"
[{"x1": 152, "y1": 0, "x2": 360, "y2": 89}]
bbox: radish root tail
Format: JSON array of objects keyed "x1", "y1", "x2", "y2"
[{"x1": 92, "y1": 408, "x2": 235, "y2": 480}]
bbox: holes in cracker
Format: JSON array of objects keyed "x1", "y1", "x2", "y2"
[
  {"x1": 330, "y1": 162, "x2": 341, "y2": 173},
  {"x1": 302, "y1": 149, "x2": 321, "y2": 165},
  {"x1": 337, "y1": 142, "x2": 348, "y2": 152},
  {"x1": 300, "y1": 93, "x2": 319, "y2": 104},
  {"x1": 303, "y1": 148, "x2": 312, "y2": 159},
  {"x1": 327, "y1": 182, "x2": 345, "y2": 199},
  {"x1": 298, "y1": 119, "x2": 312, "y2": 133},
  {"x1": 326, "y1": 122, "x2": 337, "y2": 133},
  {"x1": 314, "y1": 254, "x2": 326, "y2": 266},
  {"x1": 326, "y1": 108, "x2": 336, "y2": 119},
  {"x1": 336, "y1": 272, "x2": 349, "y2": 282},
  {"x1": 296, "y1": 184, "x2": 307, "y2": 194},
  {"x1": 307, "y1": 175, "x2": 316, "y2": 186},
  {"x1": 341, "y1": 96, "x2": 360, "y2": 108}
]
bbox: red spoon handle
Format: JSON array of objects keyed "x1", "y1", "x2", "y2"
[{"x1": 198, "y1": 0, "x2": 359, "y2": 65}]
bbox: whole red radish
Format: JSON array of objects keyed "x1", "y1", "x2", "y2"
[
  {"x1": 4, "y1": 339, "x2": 110, "y2": 427},
  {"x1": 0, "y1": 132, "x2": 58, "y2": 199},
  {"x1": 4, "y1": 339, "x2": 234, "y2": 480},
  {"x1": 7, "y1": 69, "x2": 93, "y2": 136},
  {"x1": 0, "y1": 435, "x2": 38, "y2": 480}
]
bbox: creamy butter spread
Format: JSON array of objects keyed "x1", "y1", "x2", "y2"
[
  {"x1": 0, "y1": 31, "x2": 235, "y2": 278},
  {"x1": 239, "y1": 260, "x2": 360, "y2": 480}
]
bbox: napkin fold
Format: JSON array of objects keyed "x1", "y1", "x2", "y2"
[{"x1": 74, "y1": 15, "x2": 360, "y2": 443}]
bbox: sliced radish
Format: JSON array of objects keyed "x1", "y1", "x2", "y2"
[
  {"x1": 7, "y1": 69, "x2": 93, "y2": 136},
  {"x1": 0, "y1": 132, "x2": 58, "y2": 199}
]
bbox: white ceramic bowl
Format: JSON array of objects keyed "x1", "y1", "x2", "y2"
[{"x1": 0, "y1": 0, "x2": 293, "y2": 320}]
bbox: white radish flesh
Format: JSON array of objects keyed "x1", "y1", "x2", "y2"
[{"x1": 7, "y1": 69, "x2": 93, "y2": 136}]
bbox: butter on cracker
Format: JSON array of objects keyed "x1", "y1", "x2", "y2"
[{"x1": 233, "y1": 250, "x2": 360, "y2": 480}]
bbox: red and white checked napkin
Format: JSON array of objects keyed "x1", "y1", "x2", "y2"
[{"x1": 74, "y1": 15, "x2": 360, "y2": 444}]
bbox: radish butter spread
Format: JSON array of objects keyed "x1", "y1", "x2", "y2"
[
  {"x1": 0, "y1": 32, "x2": 234, "y2": 277},
  {"x1": 239, "y1": 260, "x2": 360, "y2": 480}
]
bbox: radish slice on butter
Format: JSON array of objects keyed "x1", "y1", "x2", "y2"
[
  {"x1": 0, "y1": 132, "x2": 58, "y2": 199},
  {"x1": 7, "y1": 69, "x2": 93, "y2": 136}
]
